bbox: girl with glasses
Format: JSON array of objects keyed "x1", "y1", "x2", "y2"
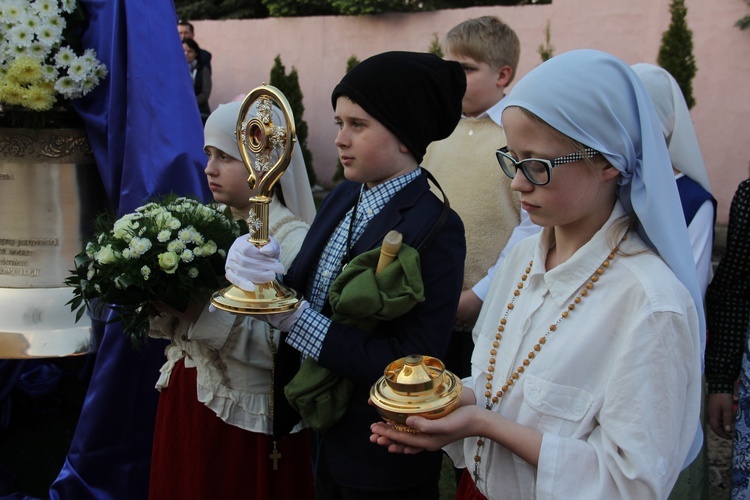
[{"x1": 370, "y1": 49, "x2": 703, "y2": 499}]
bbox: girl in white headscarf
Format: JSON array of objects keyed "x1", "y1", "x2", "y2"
[
  {"x1": 148, "y1": 101, "x2": 316, "y2": 499},
  {"x1": 370, "y1": 49, "x2": 703, "y2": 500},
  {"x1": 632, "y1": 63, "x2": 716, "y2": 297}
]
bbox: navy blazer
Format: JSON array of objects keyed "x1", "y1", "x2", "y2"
[{"x1": 277, "y1": 169, "x2": 466, "y2": 491}]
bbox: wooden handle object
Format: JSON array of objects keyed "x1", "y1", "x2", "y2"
[{"x1": 375, "y1": 230, "x2": 403, "y2": 275}]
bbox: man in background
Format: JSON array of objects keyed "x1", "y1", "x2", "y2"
[{"x1": 178, "y1": 20, "x2": 212, "y2": 73}]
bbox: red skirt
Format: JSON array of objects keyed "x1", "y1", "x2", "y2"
[
  {"x1": 149, "y1": 359, "x2": 314, "y2": 499},
  {"x1": 455, "y1": 468, "x2": 489, "y2": 500}
]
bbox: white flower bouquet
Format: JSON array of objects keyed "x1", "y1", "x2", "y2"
[
  {"x1": 66, "y1": 196, "x2": 247, "y2": 345},
  {"x1": 0, "y1": 0, "x2": 108, "y2": 127}
]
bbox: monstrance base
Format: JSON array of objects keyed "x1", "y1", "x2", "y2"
[{"x1": 210, "y1": 280, "x2": 301, "y2": 315}]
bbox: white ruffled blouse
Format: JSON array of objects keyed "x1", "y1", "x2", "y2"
[{"x1": 149, "y1": 199, "x2": 309, "y2": 435}]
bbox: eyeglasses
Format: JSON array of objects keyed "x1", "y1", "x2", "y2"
[{"x1": 495, "y1": 146, "x2": 601, "y2": 186}]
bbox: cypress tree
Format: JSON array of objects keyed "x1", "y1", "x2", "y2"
[
  {"x1": 428, "y1": 33, "x2": 444, "y2": 58},
  {"x1": 657, "y1": 0, "x2": 697, "y2": 109},
  {"x1": 269, "y1": 55, "x2": 317, "y2": 186}
]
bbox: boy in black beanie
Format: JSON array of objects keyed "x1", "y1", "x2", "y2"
[{"x1": 226, "y1": 51, "x2": 467, "y2": 498}]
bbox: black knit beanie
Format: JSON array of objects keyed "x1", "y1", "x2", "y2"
[{"x1": 331, "y1": 51, "x2": 466, "y2": 164}]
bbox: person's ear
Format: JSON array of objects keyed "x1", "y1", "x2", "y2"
[
  {"x1": 496, "y1": 65, "x2": 514, "y2": 88},
  {"x1": 600, "y1": 163, "x2": 620, "y2": 182}
]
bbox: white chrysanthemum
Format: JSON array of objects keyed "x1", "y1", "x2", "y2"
[
  {"x1": 60, "y1": 0, "x2": 77, "y2": 14},
  {"x1": 28, "y1": 42, "x2": 47, "y2": 59},
  {"x1": 192, "y1": 231, "x2": 205, "y2": 245},
  {"x1": 168, "y1": 218, "x2": 181, "y2": 230},
  {"x1": 2, "y1": 1, "x2": 27, "y2": 24},
  {"x1": 129, "y1": 237, "x2": 152, "y2": 255},
  {"x1": 141, "y1": 265, "x2": 151, "y2": 280},
  {"x1": 167, "y1": 240, "x2": 185, "y2": 254},
  {"x1": 93, "y1": 63, "x2": 108, "y2": 80},
  {"x1": 8, "y1": 25, "x2": 34, "y2": 48},
  {"x1": 36, "y1": 23, "x2": 62, "y2": 48},
  {"x1": 54, "y1": 46, "x2": 75, "y2": 67},
  {"x1": 188, "y1": 267, "x2": 199, "y2": 279},
  {"x1": 67, "y1": 55, "x2": 92, "y2": 82},
  {"x1": 157, "y1": 230, "x2": 171, "y2": 243},
  {"x1": 8, "y1": 44, "x2": 29, "y2": 58},
  {"x1": 78, "y1": 75, "x2": 96, "y2": 95},
  {"x1": 138, "y1": 202, "x2": 159, "y2": 213},
  {"x1": 31, "y1": 0, "x2": 58, "y2": 18},
  {"x1": 180, "y1": 249, "x2": 194, "y2": 263},
  {"x1": 45, "y1": 13, "x2": 65, "y2": 31},
  {"x1": 54, "y1": 75, "x2": 81, "y2": 99},
  {"x1": 81, "y1": 48, "x2": 99, "y2": 67},
  {"x1": 40, "y1": 64, "x2": 57, "y2": 81},
  {"x1": 177, "y1": 226, "x2": 196, "y2": 243}
]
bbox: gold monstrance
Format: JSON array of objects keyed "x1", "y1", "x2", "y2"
[{"x1": 210, "y1": 85, "x2": 301, "y2": 314}]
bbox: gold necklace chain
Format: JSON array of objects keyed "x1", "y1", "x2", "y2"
[{"x1": 472, "y1": 233, "x2": 626, "y2": 488}]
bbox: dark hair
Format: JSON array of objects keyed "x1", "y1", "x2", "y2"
[
  {"x1": 177, "y1": 20, "x2": 194, "y2": 33},
  {"x1": 182, "y1": 37, "x2": 200, "y2": 53}
]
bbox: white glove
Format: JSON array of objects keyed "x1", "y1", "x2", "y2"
[
  {"x1": 255, "y1": 300, "x2": 309, "y2": 332},
  {"x1": 225, "y1": 235, "x2": 286, "y2": 291}
]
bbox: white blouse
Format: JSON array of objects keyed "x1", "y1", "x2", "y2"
[
  {"x1": 150, "y1": 199, "x2": 309, "y2": 435},
  {"x1": 446, "y1": 202, "x2": 701, "y2": 499}
]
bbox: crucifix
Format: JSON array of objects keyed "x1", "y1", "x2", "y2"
[{"x1": 269, "y1": 440, "x2": 282, "y2": 470}]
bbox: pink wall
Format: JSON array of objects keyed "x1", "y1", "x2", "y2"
[{"x1": 194, "y1": 0, "x2": 750, "y2": 223}]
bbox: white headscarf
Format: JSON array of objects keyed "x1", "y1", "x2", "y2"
[
  {"x1": 203, "y1": 101, "x2": 316, "y2": 224},
  {"x1": 503, "y1": 49, "x2": 705, "y2": 353},
  {"x1": 631, "y1": 63, "x2": 712, "y2": 193}
]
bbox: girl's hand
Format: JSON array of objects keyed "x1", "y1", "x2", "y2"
[
  {"x1": 707, "y1": 392, "x2": 735, "y2": 439},
  {"x1": 369, "y1": 404, "x2": 481, "y2": 454}
]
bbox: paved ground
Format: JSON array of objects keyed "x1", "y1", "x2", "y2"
[{"x1": 708, "y1": 427, "x2": 733, "y2": 500}]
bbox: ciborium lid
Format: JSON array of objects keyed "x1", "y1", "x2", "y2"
[{"x1": 370, "y1": 354, "x2": 462, "y2": 432}]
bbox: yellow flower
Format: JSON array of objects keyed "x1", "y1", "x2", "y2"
[
  {"x1": 158, "y1": 252, "x2": 179, "y2": 274},
  {"x1": 7, "y1": 57, "x2": 43, "y2": 85},
  {"x1": 0, "y1": 81, "x2": 25, "y2": 106},
  {"x1": 22, "y1": 84, "x2": 56, "y2": 111}
]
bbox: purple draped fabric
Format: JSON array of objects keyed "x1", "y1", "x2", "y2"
[{"x1": 47, "y1": 1, "x2": 211, "y2": 498}]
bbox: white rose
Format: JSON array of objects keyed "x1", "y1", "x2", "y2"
[
  {"x1": 95, "y1": 244, "x2": 117, "y2": 264},
  {"x1": 158, "y1": 251, "x2": 179, "y2": 274}
]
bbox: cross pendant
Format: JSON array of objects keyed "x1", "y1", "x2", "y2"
[{"x1": 269, "y1": 441, "x2": 282, "y2": 470}]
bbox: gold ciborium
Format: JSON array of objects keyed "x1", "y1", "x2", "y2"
[
  {"x1": 210, "y1": 85, "x2": 301, "y2": 314},
  {"x1": 370, "y1": 354, "x2": 462, "y2": 433}
]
